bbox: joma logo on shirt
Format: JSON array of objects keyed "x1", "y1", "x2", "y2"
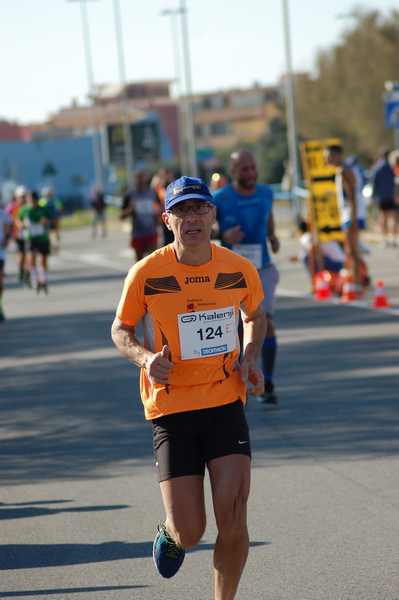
[{"x1": 184, "y1": 276, "x2": 210, "y2": 284}]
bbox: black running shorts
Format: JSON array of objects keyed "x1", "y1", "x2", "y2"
[
  {"x1": 152, "y1": 400, "x2": 251, "y2": 482},
  {"x1": 16, "y1": 239, "x2": 26, "y2": 253},
  {"x1": 30, "y1": 238, "x2": 50, "y2": 256},
  {"x1": 379, "y1": 198, "x2": 396, "y2": 211}
]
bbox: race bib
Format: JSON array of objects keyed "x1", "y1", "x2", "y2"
[
  {"x1": 232, "y1": 243, "x2": 262, "y2": 269},
  {"x1": 29, "y1": 223, "x2": 45, "y2": 236},
  {"x1": 177, "y1": 306, "x2": 237, "y2": 360}
]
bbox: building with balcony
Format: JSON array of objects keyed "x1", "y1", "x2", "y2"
[{"x1": 191, "y1": 84, "x2": 282, "y2": 152}]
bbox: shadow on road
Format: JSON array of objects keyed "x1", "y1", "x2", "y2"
[
  {"x1": 0, "y1": 586, "x2": 146, "y2": 597},
  {"x1": 0, "y1": 503, "x2": 129, "y2": 520},
  {"x1": 0, "y1": 541, "x2": 152, "y2": 570},
  {"x1": 0, "y1": 310, "x2": 115, "y2": 359},
  {"x1": 1, "y1": 298, "x2": 398, "y2": 484},
  {"x1": 0, "y1": 500, "x2": 72, "y2": 506},
  {"x1": 0, "y1": 540, "x2": 269, "y2": 570},
  {"x1": 250, "y1": 297, "x2": 399, "y2": 463}
]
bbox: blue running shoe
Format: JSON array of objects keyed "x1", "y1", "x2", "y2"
[{"x1": 153, "y1": 523, "x2": 185, "y2": 578}]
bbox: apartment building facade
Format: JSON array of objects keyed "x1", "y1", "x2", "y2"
[{"x1": 191, "y1": 84, "x2": 282, "y2": 152}]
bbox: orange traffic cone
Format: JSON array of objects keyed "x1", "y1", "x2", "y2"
[
  {"x1": 373, "y1": 280, "x2": 389, "y2": 308},
  {"x1": 340, "y1": 272, "x2": 357, "y2": 303},
  {"x1": 314, "y1": 271, "x2": 332, "y2": 300}
]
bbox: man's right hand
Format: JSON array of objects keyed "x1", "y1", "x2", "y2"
[
  {"x1": 222, "y1": 225, "x2": 245, "y2": 245},
  {"x1": 145, "y1": 345, "x2": 173, "y2": 385}
]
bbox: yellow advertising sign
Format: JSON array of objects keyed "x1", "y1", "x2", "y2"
[{"x1": 300, "y1": 138, "x2": 344, "y2": 243}]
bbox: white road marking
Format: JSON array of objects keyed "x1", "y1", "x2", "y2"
[
  {"x1": 60, "y1": 251, "x2": 126, "y2": 272},
  {"x1": 318, "y1": 366, "x2": 399, "y2": 380},
  {"x1": 118, "y1": 249, "x2": 135, "y2": 258}
]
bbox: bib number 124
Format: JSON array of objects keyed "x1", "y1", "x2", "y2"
[{"x1": 196, "y1": 325, "x2": 223, "y2": 341}]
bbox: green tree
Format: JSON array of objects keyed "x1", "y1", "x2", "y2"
[
  {"x1": 295, "y1": 8, "x2": 399, "y2": 163},
  {"x1": 255, "y1": 117, "x2": 289, "y2": 183},
  {"x1": 212, "y1": 119, "x2": 289, "y2": 186}
]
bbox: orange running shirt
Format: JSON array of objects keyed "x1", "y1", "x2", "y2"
[{"x1": 116, "y1": 243, "x2": 264, "y2": 420}]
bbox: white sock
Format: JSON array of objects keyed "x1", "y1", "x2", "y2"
[
  {"x1": 31, "y1": 268, "x2": 37, "y2": 287},
  {"x1": 37, "y1": 266, "x2": 47, "y2": 284}
]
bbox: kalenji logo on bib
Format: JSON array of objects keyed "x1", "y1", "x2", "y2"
[
  {"x1": 181, "y1": 314, "x2": 197, "y2": 323},
  {"x1": 184, "y1": 276, "x2": 210, "y2": 285},
  {"x1": 180, "y1": 308, "x2": 234, "y2": 324},
  {"x1": 198, "y1": 309, "x2": 233, "y2": 322}
]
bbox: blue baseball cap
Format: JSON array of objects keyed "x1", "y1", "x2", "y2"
[{"x1": 165, "y1": 176, "x2": 214, "y2": 211}]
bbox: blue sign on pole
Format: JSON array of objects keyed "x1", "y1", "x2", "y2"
[{"x1": 384, "y1": 92, "x2": 399, "y2": 129}]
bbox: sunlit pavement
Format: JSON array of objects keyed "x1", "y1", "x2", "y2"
[{"x1": 1, "y1": 224, "x2": 398, "y2": 599}]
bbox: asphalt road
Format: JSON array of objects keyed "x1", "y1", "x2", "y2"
[{"x1": 1, "y1": 223, "x2": 399, "y2": 600}]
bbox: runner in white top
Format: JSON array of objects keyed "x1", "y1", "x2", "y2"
[{"x1": 326, "y1": 144, "x2": 362, "y2": 293}]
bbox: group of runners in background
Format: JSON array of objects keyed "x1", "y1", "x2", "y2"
[
  {"x1": 1, "y1": 143, "x2": 398, "y2": 326},
  {"x1": 0, "y1": 185, "x2": 62, "y2": 319}
]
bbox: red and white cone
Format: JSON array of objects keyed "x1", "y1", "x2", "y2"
[
  {"x1": 314, "y1": 272, "x2": 332, "y2": 301},
  {"x1": 373, "y1": 280, "x2": 389, "y2": 309},
  {"x1": 340, "y1": 272, "x2": 357, "y2": 303}
]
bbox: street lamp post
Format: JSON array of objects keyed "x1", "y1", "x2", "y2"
[
  {"x1": 68, "y1": 0, "x2": 104, "y2": 190},
  {"x1": 112, "y1": 0, "x2": 135, "y2": 189},
  {"x1": 179, "y1": 0, "x2": 198, "y2": 177},
  {"x1": 161, "y1": 6, "x2": 187, "y2": 175},
  {"x1": 281, "y1": 0, "x2": 300, "y2": 216}
]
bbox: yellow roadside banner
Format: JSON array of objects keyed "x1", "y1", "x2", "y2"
[{"x1": 300, "y1": 138, "x2": 344, "y2": 243}]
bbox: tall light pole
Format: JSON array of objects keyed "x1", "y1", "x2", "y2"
[
  {"x1": 282, "y1": 0, "x2": 300, "y2": 215},
  {"x1": 112, "y1": 0, "x2": 135, "y2": 188},
  {"x1": 161, "y1": 7, "x2": 187, "y2": 175},
  {"x1": 179, "y1": 0, "x2": 198, "y2": 177},
  {"x1": 68, "y1": 0, "x2": 104, "y2": 189}
]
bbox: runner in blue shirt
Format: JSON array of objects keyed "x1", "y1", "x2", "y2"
[{"x1": 214, "y1": 150, "x2": 280, "y2": 405}]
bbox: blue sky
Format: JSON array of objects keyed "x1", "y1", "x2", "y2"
[{"x1": 2, "y1": 0, "x2": 397, "y2": 123}]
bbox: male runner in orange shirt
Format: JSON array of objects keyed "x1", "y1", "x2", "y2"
[{"x1": 112, "y1": 176, "x2": 266, "y2": 600}]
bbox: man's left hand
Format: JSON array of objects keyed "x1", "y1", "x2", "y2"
[{"x1": 239, "y1": 357, "x2": 265, "y2": 396}]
